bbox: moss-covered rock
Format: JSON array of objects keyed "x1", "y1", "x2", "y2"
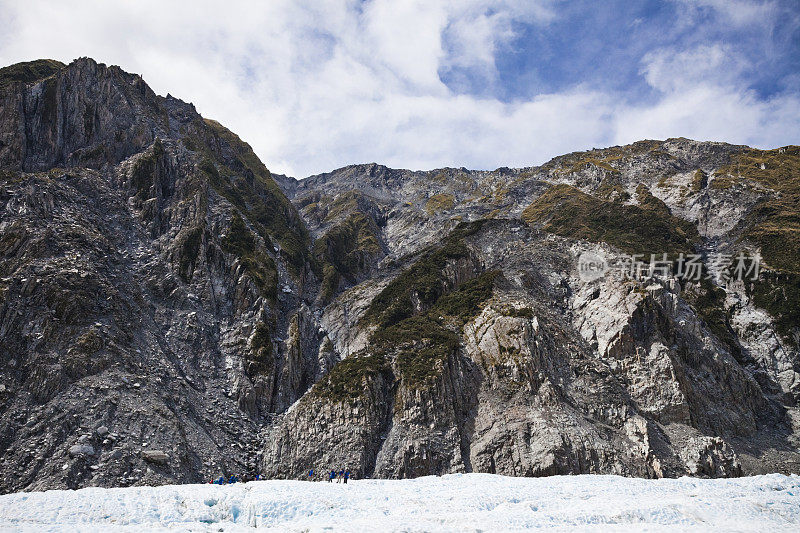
[
  {"x1": 362, "y1": 221, "x2": 486, "y2": 329},
  {"x1": 0, "y1": 59, "x2": 64, "y2": 89},
  {"x1": 72, "y1": 328, "x2": 104, "y2": 355},
  {"x1": 311, "y1": 354, "x2": 391, "y2": 403},
  {"x1": 221, "y1": 212, "x2": 278, "y2": 300},
  {"x1": 522, "y1": 183, "x2": 699, "y2": 256},
  {"x1": 314, "y1": 212, "x2": 382, "y2": 303}
]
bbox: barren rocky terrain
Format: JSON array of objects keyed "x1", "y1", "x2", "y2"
[{"x1": 0, "y1": 58, "x2": 798, "y2": 493}]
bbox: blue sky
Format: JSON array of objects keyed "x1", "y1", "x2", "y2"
[
  {"x1": 442, "y1": 0, "x2": 800, "y2": 101},
  {"x1": 1, "y1": 0, "x2": 798, "y2": 177}
]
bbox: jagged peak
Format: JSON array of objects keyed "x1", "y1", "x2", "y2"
[
  {"x1": 304, "y1": 139, "x2": 763, "y2": 187},
  {"x1": 308, "y1": 162, "x2": 398, "y2": 179}
]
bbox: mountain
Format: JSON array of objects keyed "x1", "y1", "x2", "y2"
[{"x1": 0, "y1": 58, "x2": 798, "y2": 493}]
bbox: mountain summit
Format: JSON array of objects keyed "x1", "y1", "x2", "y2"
[{"x1": 0, "y1": 58, "x2": 798, "y2": 493}]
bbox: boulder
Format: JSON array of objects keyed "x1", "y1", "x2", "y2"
[
  {"x1": 141, "y1": 450, "x2": 169, "y2": 465},
  {"x1": 68, "y1": 444, "x2": 95, "y2": 458}
]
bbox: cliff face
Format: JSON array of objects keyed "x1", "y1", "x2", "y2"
[
  {"x1": 0, "y1": 58, "x2": 316, "y2": 493},
  {"x1": 0, "y1": 59, "x2": 798, "y2": 493}
]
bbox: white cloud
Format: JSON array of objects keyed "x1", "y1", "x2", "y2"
[
  {"x1": 442, "y1": 1, "x2": 556, "y2": 73},
  {"x1": 641, "y1": 44, "x2": 750, "y2": 93},
  {"x1": 614, "y1": 85, "x2": 800, "y2": 148},
  {"x1": 0, "y1": 0, "x2": 796, "y2": 177},
  {"x1": 629, "y1": 39, "x2": 800, "y2": 149}
]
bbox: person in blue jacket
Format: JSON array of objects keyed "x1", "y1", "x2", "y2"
[
  {"x1": 308, "y1": 469, "x2": 314, "y2": 481},
  {"x1": 337, "y1": 468, "x2": 345, "y2": 483},
  {"x1": 344, "y1": 470, "x2": 350, "y2": 484},
  {"x1": 229, "y1": 474, "x2": 238, "y2": 484},
  {"x1": 328, "y1": 470, "x2": 335, "y2": 482},
  {"x1": 216, "y1": 476, "x2": 225, "y2": 485}
]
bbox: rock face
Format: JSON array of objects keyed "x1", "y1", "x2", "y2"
[
  {"x1": 1, "y1": 58, "x2": 799, "y2": 493},
  {"x1": 0, "y1": 58, "x2": 314, "y2": 493}
]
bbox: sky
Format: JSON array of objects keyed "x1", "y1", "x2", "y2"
[{"x1": 0, "y1": 0, "x2": 798, "y2": 177}]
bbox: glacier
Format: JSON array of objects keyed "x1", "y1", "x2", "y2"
[{"x1": 0, "y1": 473, "x2": 799, "y2": 532}]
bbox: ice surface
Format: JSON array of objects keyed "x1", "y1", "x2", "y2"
[{"x1": 0, "y1": 473, "x2": 798, "y2": 532}]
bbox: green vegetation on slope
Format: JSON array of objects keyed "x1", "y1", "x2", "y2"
[
  {"x1": 718, "y1": 147, "x2": 800, "y2": 274},
  {"x1": 683, "y1": 276, "x2": 743, "y2": 357},
  {"x1": 312, "y1": 354, "x2": 392, "y2": 403},
  {"x1": 221, "y1": 212, "x2": 278, "y2": 300},
  {"x1": 247, "y1": 321, "x2": 274, "y2": 378},
  {"x1": 359, "y1": 221, "x2": 496, "y2": 387},
  {"x1": 0, "y1": 59, "x2": 64, "y2": 89},
  {"x1": 371, "y1": 270, "x2": 499, "y2": 387},
  {"x1": 691, "y1": 169, "x2": 708, "y2": 193},
  {"x1": 749, "y1": 271, "x2": 800, "y2": 342},
  {"x1": 315, "y1": 222, "x2": 498, "y2": 397},
  {"x1": 314, "y1": 212, "x2": 382, "y2": 303},
  {"x1": 522, "y1": 183, "x2": 699, "y2": 256},
  {"x1": 362, "y1": 221, "x2": 486, "y2": 329},
  {"x1": 322, "y1": 192, "x2": 362, "y2": 223},
  {"x1": 425, "y1": 193, "x2": 455, "y2": 215},
  {"x1": 595, "y1": 177, "x2": 630, "y2": 202},
  {"x1": 567, "y1": 158, "x2": 621, "y2": 175},
  {"x1": 716, "y1": 147, "x2": 800, "y2": 341},
  {"x1": 176, "y1": 224, "x2": 205, "y2": 282},
  {"x1": 189, "y1": 119, "x2": 311, "y2": 278},
  {"x1": 130, "y1": 139, "x2": 165, "y2": 200},
  {"x1": 544, "y1": 140, "x2": 663, "y2": 175}
]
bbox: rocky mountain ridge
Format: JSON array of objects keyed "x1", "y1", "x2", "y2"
[{"x1": 0, "y1": 58, "x2": 798, "y2": 493}]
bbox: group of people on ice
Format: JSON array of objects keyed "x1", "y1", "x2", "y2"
[
  {"x1": 308, "y1": 468, "x2": 351, "y2": 483},
  {"x1": 209, "y1": 468, "x2": 352, "y2": 484},
  {"x1": 209, "y1": 474, "x2": 261, "y2": 485}
]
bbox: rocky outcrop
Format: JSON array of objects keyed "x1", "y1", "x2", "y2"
[
  {"x1": 0, "y1": 58, "x2": 169, "y2": 172},
  {"x1": 680, "y1": 436, "x2": 742, "y2": 478}
]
